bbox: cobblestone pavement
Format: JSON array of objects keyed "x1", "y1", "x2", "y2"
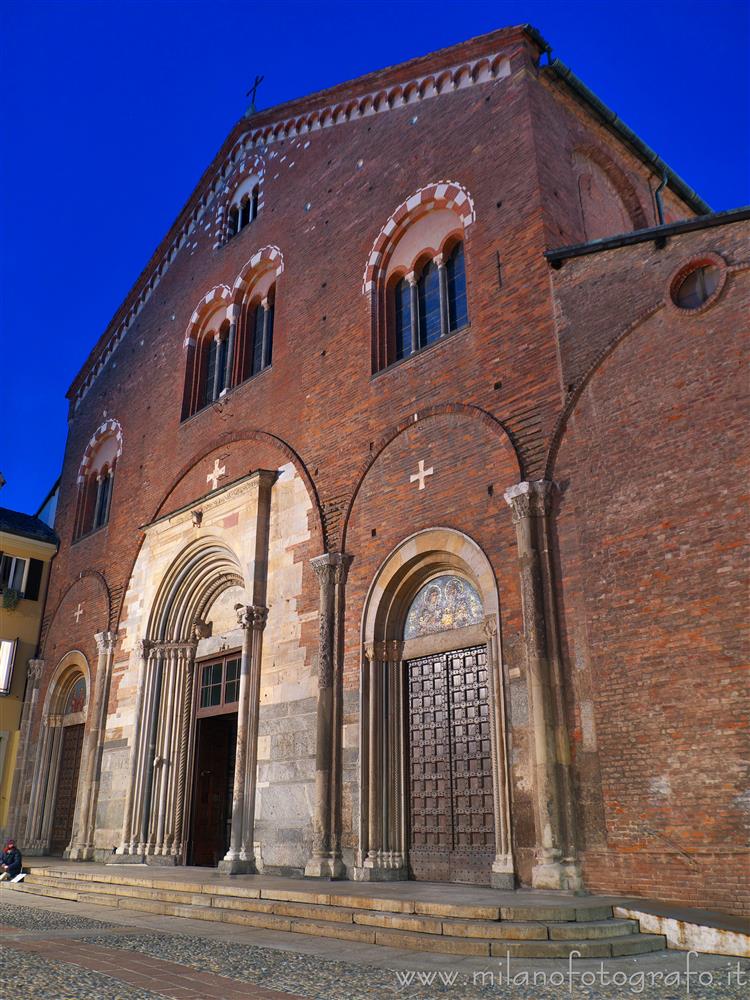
[{"x1": 0, "y1": 895, "x2": 748, "y2": 999}]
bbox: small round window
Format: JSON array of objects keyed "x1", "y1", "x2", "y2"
[{"x1": 672, "y1": 263, "x2": 721, "y2": 310}]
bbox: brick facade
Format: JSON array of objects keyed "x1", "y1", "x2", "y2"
[{"x1": 14, "y1": 26, "x2": 748, "y2": 914}]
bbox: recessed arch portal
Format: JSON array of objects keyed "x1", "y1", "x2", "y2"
[
  {"x1": 25, "y1": 651, "x2": 90, "y2": 856},
  {"x1": 357, "y1": 528, "x2": 513, "y2": 887},
  {"x1": 121, "y1": 535, "x2": 247, "y2": 864}
]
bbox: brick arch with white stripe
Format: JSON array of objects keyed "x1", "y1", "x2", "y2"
[
  {"x1": 362, "y1": 181, "x2": 476, "y2": 294},
  {"x1": 77, "y1": 419, "x2": 123, "y2": 484},
  {"x1": 215, "y1": 155, "x2": 266, "y2": 246},
  {"x1": 182, "y1": 285, "x2": 232, "y2": 348},
  {"x1": 231, "y1": 245, "x2": 285, "y2": 304}
]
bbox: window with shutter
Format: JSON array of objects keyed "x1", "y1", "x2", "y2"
[{"x1": 24, "y1": 558, "x2": 43, "y2": 601}]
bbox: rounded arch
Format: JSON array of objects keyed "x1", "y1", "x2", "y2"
[
  {"x1": 114, "y1": 430, "x2": 326, "y2": 633},
  {"x1": 42, "y1": 649, "x2": 91, "y2": 721},
  {"x1": 544, "y1": 301, "x2": 663, "y2": 479},
  {"x1": 147, "y1": 536, "x2": 244, "y2": 642},
  {"x1": 183, "y1": 285, "x2": 232, "y2": 348},
  {"x1": 572, "y1": 145, "x2": 649, "y2": 233},
  {"x1": 41, "y1": 570, "x2": 112, "y2": 657},
  {"x1": 231, "y1": 245, "x2": 285, "y2": 304},
  {"x1": 362, "y1": 527, "x2": 499, "y2": 646},
  {"x1": 77, "y1": 419, "x2": 123, "y2": 484},
  {"x1": 362, "y1": 180, "x2": 476, "y2": 294},
  {"x1": 340, "y1": 404, "x2": 522, "y2": 549},
  {"x1": 218, "y1": 154, "x2": 265, "y2": 241}
]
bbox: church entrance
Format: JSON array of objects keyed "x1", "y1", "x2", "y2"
[
  {"x1": 358, "y1": 530, "x2": 514, "y2": 888},
  {"x1": 49, "y1": 723, "x2": 84, "y2": 855},
  {"x1": 407, "y1": 646, "x2": 495, "y2": 884},
  {"x1": 188, "y1": 655, "x2": 240, "y2": 866}
]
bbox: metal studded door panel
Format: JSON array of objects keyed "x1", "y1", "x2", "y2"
[{"x1": 408, "y1": 646, "x2": 494, "y2": 884}]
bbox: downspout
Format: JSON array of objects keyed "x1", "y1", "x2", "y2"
[{"x1": 654, "y1": 171, "x2": 668, "y2": 225}]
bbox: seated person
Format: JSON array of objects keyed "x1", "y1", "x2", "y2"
[{"x1": 0, "y1": 839, "x2": 22, "y2": 880}]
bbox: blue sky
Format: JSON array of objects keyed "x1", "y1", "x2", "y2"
[{"x1": 1, "y1": 0, "x2": 748, "y2": 515}]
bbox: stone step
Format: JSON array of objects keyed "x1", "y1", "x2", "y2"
[
  {"x1": 24, "y1": 874, "x2": 624, "y2": 940},
  {"x1": 8, "y1": 872, "x2": 667, "y2": 959}
]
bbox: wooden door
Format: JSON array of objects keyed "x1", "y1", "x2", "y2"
[
  {"x1": 49, "y1": 724, "x2": 84, "y2": 855},
  {"x1": 189, "y1": 713, "x2": 237, "y2": 866},
  {"x1": 407, "y1": 646, "x2": 495, "y2": 884}
]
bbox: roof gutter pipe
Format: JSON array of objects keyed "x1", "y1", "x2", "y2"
[{"x1": 539, "y1": 55, "x2": 711, "y2": 217}]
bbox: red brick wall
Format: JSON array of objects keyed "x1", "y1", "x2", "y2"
[
  {"x1": 551, "y1": 222, "x2": 750, "y2": 915},
  {"x1": 32, "y1": 24, "x2": 746, "y2": 910}
]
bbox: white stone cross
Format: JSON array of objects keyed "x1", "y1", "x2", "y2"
[
  {"x1": 410, "y1": 459, "x2": 434, "y2": 491},
  {"x1": 73, "y1": 603, "x2": 84, "y2": 623},
  {"x1": 207, "y1": 458, "x2": 226, "y2": 490}
]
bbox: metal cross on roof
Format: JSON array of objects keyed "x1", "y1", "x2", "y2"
[{"x1": 246, "y1": 75, "x2": 264, "y2": 115}]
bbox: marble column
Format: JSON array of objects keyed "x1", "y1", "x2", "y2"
[
  {"x1": 5, "y1": 659, "x2": 44, "y2": 842},
  {"x1": 305, "y1": 552, "x2": 352, "y2": 878},
  {"x1": 504, "y1": 480, "x2": 581, "y2": 891},
  {"x1": 67, "y1": 631, "x2": 117, "y2": 859},
  {"x1": 220, "y1": 604, "x2": 267, "y2": 874}
]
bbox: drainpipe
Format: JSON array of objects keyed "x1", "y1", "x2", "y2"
[{"x1": 654, "y1": 172, "x2": 668, "y2": 226}]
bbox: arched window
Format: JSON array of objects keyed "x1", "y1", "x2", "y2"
[
  {"x1": 392, "y1": 277, "x2": 412, "y2": 361},
  {"x1": 226, "y1": 179, "x2": 261, "y2": 241},
  {"x1": 240, "y1": 290, "x2": 274, "y2": 380},
  {"x1": 383, "y1": 241, "x2": 469, "y2": 366},
  {"x1": 416, "y1": 259, "x2": 442, "y2": 347},
  {"x1": 445, "y1": 241, "x2": 468, "y2": 331},
  {"x1": 366, "y1": 183, "x2": 475, "y2": 372},
  {"x1": 74, "y1": 421, "x2": 122, "y2": 540}
]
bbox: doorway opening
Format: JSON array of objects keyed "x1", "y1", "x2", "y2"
[{"x1": 188, "y1": 654, "x2": 240, "y2": 866}]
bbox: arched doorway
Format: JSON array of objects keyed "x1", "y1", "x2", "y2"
[
  {"x1": 25, "y1": 657, "x2": 89, "y2": 856},
  {"x1": 358, "y1": 529, "x2": 514, "y2": 887}
]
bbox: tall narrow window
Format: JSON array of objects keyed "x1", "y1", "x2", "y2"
[
  {"x1": 240, "y1": 196, "x2": 251, "y2": 230},
  {"x1": 203, "y1": 337, "x2": 218, "y2": 407},
  {"x1": 250, "y1": 303, "x2": 265, "y2": 378},
  {"x1": 250, "y1": 185, "x2": 259, "y2": 222},
  {"x1": 446, "y1": 242, "x2": 468, "y2": 331},
  {"x1": 228, "y1": 207, "x2": 239, "y2": 238},
  {"x1": 393, "y1": 278, "x2": 412, "y2": 361},
  {"x1": 93, "y1": 471, "x2": 113, "y2": 530},
  {"x1": 417, "y1": 260, "x2": 441, "y2": 347}
]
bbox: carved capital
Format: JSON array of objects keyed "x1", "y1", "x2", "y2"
[
  {"x1": 235, "y1": 604, "x2": 268, "y2": 631},
  {"x1": 385, "y1": 639, "x2": 404, "y2": 662},
  {"x1": 192, "y1": 619, "x2": 212, "y2": 641},
  {"x1": 503, "y1": 480, "x2": 555, "y2": 523},
  {"x1": 483, "y1": 616, "x2": 498, "y2": 639},
  {"x1": 95, "y1": 630, "x2": 117, "y2": 656},
  {"x1": 137, "y1": 639, "x2": 153, "y2": 660},
  {"x1": 311, "y1": 552, "x2": 353, "y2": 589},
  {"x1": 27, "y1": 659, "x2": 44, "y2": 684},
  {"x1": 364, "y1": 643, "x2": 376, "y2": 663}
]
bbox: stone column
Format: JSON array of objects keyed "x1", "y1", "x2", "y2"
[
  {"x1": 211, "y1": 333, "x2": 223, "y2": 401},
  {"x1": 220, "y1": 604, "x2": 267, "y2": 874},
  {"x1": 118, "y1": 640, "x2": 152, "y2": 856},
  {"x1": 67, "y1": 631, "x2": 117, "y2": 860},
  {"x1": 504, "y1": 480, "x2": 581, "y2": 891},
  {"x1": 171, "y1": 644, "x2": 197, "y2": 858},
  {"x1": 407, "y1": 274, "x2": 419, "y2": 355},
  {"x1": 305, "y1": 552, "x2": 352, "y2": 878},
  {"x1": 483, "y1": 617, "x2": 515, "y2": 888},
  {"x1": 6, "y1": 659, "x2": 44, "y2": 841}
]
